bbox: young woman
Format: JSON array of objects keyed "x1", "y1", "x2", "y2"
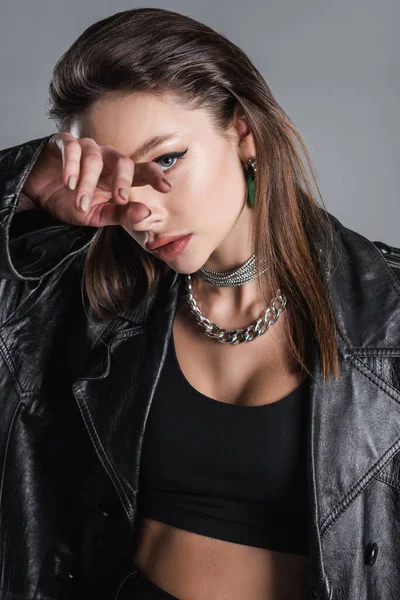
[{"x1": 1, "y1": 7, "x2": 400, "y2": 600}]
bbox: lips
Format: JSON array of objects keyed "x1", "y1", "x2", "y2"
[
  {"x1": 152, "y1": 234, "x2": 192, "y2": 260},
  {"x1": 146, "y1": 234, "x2": 190, "y2": 251}
]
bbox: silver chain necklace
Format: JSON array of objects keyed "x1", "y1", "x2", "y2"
[{"x1": 184, "y1": 254, "x2": 287, "y2": 344}]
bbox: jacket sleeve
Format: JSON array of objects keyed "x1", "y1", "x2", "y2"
[{"x1": 0, "y1": 135, "x2": 97, "y2": 280}]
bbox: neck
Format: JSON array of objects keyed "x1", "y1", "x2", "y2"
[
  {"x1": 191, "y1": 275, "x2": 264, "y2": 315},
  {"x1": 186, "y1": 203, "x2": 275, "y2": 318}
]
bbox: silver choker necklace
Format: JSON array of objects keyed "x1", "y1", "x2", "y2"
[{"x1": 193, "y1": 254, "x2": 269, "y2": 286}]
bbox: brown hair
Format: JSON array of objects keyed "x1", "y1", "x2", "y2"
[{"x1": 47, "y1": 7, "x2": 340, "y2": 381}]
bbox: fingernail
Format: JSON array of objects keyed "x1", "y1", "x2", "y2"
[
  {"x1": 80, "y1": 194, "x2": 90, "y2": 212},
  {"x1": 67, "y1": 175, "x2": 77, "y2": 191},
  {"x1": 162, "y1": 178, "x2": 171, "y2": 189},
  {"x1": 118, "y1": 187, "x2": 129, "y2": 200}
]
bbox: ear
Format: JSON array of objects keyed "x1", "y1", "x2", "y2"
[{"x1": 232, "y1": 103, "x2": 256, "y2": 161}]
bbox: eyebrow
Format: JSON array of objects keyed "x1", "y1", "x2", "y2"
[{"x1": 131, "y1": 133, "x2": 181, "y2": 162}]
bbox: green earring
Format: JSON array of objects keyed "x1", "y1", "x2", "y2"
[{"x1": 245, "y1": 157, "x2": 257, "y2": 208}]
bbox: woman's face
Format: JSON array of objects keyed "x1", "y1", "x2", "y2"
[{"x1": 75, "y1": 91, "x2": 256, "y2": 274}]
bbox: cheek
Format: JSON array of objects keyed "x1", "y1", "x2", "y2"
[
  {"x1": 166, "y1": 162, "x2": 215, "y2": 223},
  {"x1": 175, "y1": 151, "x2": 244, "y2": 222}
]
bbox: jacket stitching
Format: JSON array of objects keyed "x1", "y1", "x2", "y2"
[
  {"x1": 0, "y1": 335, "x2": 25, "y2": 397},
  {"x1": 350, "y1": 351, "x2": 400, "y2": 402},
  {"x1": 0, "y1": 334, "x2": 18, "y2": 382},
  {"x1": 321, "y1": 437, "x2": 400, "y2": 539},
  {"x1": 351, "y1": 348, "x2": 400, "y2": 356},
  {"x1": 0, "y1": 334, "x2": 40, "y2": 397},
  {"x1": 375, "y1": 470, "x2": 400, "y2": 492},
  {"x1": 320, "y1": 351, "x2": 400, "y2": 537},
  {"x1": 73, "y1": 380, "x2": 134, "y2": 528}
]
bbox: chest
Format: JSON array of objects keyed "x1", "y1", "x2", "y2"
[{"x1": 172, "y1": 298, "x2": 307, "y2": 407}]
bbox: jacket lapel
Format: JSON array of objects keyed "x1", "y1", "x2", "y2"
[{"x1": 72, "y1": 268, "x2": 181, "y2": 522}]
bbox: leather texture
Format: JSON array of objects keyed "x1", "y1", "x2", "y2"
[{"x1": 0, "y1": 135, "x2": 400, "y2": 600}]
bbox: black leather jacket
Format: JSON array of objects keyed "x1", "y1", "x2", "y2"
[{"x1": 0, "y1": 135, "x2": 400, "y2": 600}]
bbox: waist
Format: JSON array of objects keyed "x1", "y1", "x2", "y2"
[{"x1": 132, "y1": 516, "x2": 311, "y2": 600}]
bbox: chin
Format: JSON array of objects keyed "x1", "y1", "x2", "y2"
[
  {"x1": 158, "y1": 256, "x2": 202, "y2": 276},
  {"x1": 168, "y1": 264, "x2": 199, "y2": 276}
]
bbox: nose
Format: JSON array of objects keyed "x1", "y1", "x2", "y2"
[
  {"x1": 125, "y1": 203, "x2": 151, "y2": 231},
  {"x1": 125, "y1": 181, "x2": 168, "y2": 230}
]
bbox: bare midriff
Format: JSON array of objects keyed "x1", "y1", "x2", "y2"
[{"x1": 132, "y1": 518, "x2": 311, "y2": 600}]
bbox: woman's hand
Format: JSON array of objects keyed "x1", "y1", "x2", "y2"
[{"x1": 21, "y1": 132, "x2": 170, "y2": 227}]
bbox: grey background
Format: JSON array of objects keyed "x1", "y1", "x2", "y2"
[{"x1": 1, "y1": 0, "x2": 399, "y2": 245}]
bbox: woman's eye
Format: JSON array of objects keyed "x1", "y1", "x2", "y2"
[
  {"x1": 157, "y1": 156, "x2": 177, "y2": 171},
  {"x1": 153, "y1": 149, "x2": 188, "y2": 172}
]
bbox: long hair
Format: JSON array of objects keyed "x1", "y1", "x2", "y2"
[{"x1": 47, "y1": 7, "x2": 340, "y2": 381}]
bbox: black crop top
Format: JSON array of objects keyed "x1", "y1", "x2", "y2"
[{"x1": 137, "y1": 333, "x2": 310, "y2": 556}]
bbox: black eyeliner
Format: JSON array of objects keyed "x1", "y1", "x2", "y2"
[{"x1": 154, "y1": 148, "x2": 188, "y2": 161}]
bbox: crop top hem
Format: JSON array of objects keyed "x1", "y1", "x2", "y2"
[{"x1": 138, "y1": 496, "x2": 309, "y2": 556}]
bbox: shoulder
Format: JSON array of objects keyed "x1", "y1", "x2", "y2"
[
  {"x1": 371, "y1": 240, "x2": 400, "y2": 284},
  {"x1": 321, "y1": 210, "x2": 400, "y2": 284},
  {"x1": 318, "y1": 211, "x2": 400, "y2": 351}
]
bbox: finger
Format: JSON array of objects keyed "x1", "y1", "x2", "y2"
[
  {"x1": 74, "y1": 138, "x2": 105, "y2": 213},
  {"x1": 53, "y1": 134, "x2": 82, "y2": 193},
  {"x1": 132, "y1": 161, "x2": 172, "y2": 193},
  {"x1": 90, "y1": 200, "x2": 152, "y2": 228},
  {"x1": 100, "y1": 146, "x2": 135, "y2": 204}
]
